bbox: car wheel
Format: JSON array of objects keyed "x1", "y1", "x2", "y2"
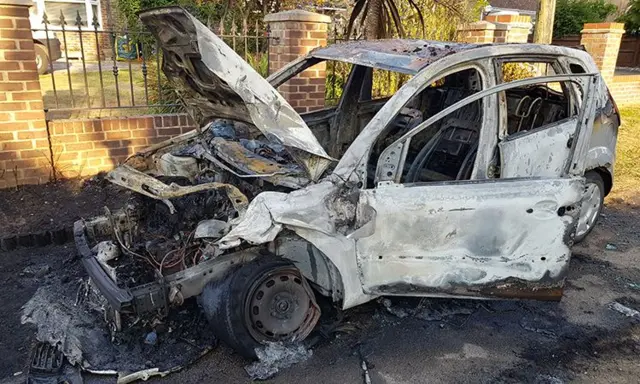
[
  {"x1": 34, "y1": 44, "x2": 50, "y2": 75},
  {"x1": 574, "y1": 171, "x2": 605, "y2": 243},
  {"x1": 200, "y1": 257, "x2": 321, "y2": 359}
]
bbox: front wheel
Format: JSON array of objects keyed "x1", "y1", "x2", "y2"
[
  {"x1": 574, "y1": 171, "x2": 605, "y2": 243},
  {"x1": 200, "y1": 257, "x2": 320, "y2": 359}
]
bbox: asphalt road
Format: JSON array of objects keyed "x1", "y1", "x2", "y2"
[{"x1": 2, "y1": 202, "x2": 639, "y2": 384}]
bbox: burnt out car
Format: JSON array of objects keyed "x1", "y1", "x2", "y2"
[{"x1": 75, "y1": 7, "x2": 619, "y2": 358}]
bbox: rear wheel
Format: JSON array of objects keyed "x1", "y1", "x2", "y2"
[
  {"x1": 34, "y1": 44, "x2": 50, "y2": 75},
  {"x1": 574, "y1": 171, "x2": 605, "y2": 243},
  {"x1": 200, "y1": 257, "x2": 320, "y2": 358}
]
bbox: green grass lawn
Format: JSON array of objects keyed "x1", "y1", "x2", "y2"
[
  {"x1": 39, "y1": 68, "x2": 171, "y2": 119},
  {"x1": 609, "y1": 105, "x2": 640, "y2": 203}
]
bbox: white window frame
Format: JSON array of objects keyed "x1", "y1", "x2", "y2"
[{"x1": 32, "y1": 0, "x2": 102, "y2": 31}]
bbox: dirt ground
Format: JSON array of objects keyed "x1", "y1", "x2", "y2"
[
  {"x1": 0, "y1": 180, "x2": 639, "y2": 383},
  {"x1": 0, "y1": 176, "x2": 128, "y2": 237}
]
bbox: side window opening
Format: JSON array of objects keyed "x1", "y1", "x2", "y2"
[
  {"x1": 496, "y1": 78, "x2": 586, "y2": 180},
  {"x1": 499, "y1": 61, "x2": 576, "y2": 137},
  {"x1": 369, "y1": 68, "x2": 483, "y2": 187},
  {"x1": 357, "y1": 68, "x2": 413, "y2": 138},
  {"x1": 569, "y1": 63, "x2": 586, "y2": 74}
]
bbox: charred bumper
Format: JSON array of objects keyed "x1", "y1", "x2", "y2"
[
  {"x1": 74, "y1": 216, "x2": 260, "y2": 315},
  {"x1": 74, "y1": 220, "x2": 167, "y2": 313}
]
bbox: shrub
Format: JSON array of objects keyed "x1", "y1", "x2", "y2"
[
  {"x1": 502, "y1": 63, "x2": 537, "y2": 82},
  {"x1": 554, "y1": 0, "x2": 618, "y2": 37}
]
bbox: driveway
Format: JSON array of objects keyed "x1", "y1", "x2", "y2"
[{"x1": 48, "y1": 59, "x2": 142, "y2": 74}]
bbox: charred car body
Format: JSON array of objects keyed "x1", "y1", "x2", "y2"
[{"x1": 74, "y1": 7, "x2": 619, "y2": 358}]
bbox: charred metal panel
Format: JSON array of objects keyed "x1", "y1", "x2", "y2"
[
  {"x1": 355, "y1": 178, "x2": 583, "y2": 295},
  {"x1": 219, "y1": 181, "x2": 373, "y2": 309},
  {"x1": 107, "y1": 165, "x2": 249, "y2": 215},
  {"x1": 499, "y1": 118, "x2": 577, "y2": 178},
  {"x1": 310, "y1": 40, "x2": 480, "y2": 75},
  {"x1": 209, "y1": 138, "x2": 309, "y2": 188}
]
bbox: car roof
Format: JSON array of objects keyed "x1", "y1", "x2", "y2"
[{"x1": 309, "y1": 40, "x2": 577, "y2": 75}]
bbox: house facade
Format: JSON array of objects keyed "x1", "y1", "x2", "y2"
[{"x1": 29, "y1": 0, "x2": 112, "y2": 59}]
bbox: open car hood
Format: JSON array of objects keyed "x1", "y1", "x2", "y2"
[{"x1": 139, "y1": 7, "x2": 332, "y2": 180}]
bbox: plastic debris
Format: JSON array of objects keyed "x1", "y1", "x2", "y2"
[
  {"x1": 144, "y1": 331, "x2": 158, "y2": 346},
  {"x1": 361, "y1": 360, "x2": 372, "y2": 384},
  {"x1": 210, "y1": 121, "x2": 236, "y2": 140},
  {"x1": 609, "y1": 302, "x2": 640, "y2": 319},
  {"x1": 22, "y1": 265, "x2": 51, "y2": 278},
  {"x1": 605, "y1": 243, "x2": 618, "y2": 251}
]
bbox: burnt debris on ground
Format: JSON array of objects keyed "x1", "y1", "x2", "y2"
[{"x1": 20, "y1": 251, "x2": 216, "y2": 379}]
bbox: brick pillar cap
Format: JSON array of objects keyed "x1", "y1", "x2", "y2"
[
  {"x1": 485, "y1": 14, "x2": 532, "y2": 24},
  {"x1": 0, "y1": 0, "x2": 33, "y2": 6},
  {"x1": 581, "y1": 22, "x2": 626, "y2": 33},
  {"x1": 457, "y1": 20, "x2": 496, "y2": 32},
  {"x1": 265, "y1": 9, "x2": 331, "y2": 24},
  {"x1": 491, "y1": 21, "x2": 533, "y2": 31}
]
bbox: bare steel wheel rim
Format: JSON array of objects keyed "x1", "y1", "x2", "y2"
[
  {"x1": 575, "y1": 182, "x2": 601, "y2": 238},
  {"x1": 244, "y1": 266, "x2": 318, "y2": 342}
]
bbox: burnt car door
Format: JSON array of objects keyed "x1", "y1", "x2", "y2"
[
  {"x1": 494, "y1": 58, "x2": 584, "y2": 178},
  {"x1": 353, "y1": 74, "x2": 599, "y2": 300}
]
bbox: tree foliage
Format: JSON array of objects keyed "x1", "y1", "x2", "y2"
[
  {"x1": 346, "y1": 0, "x2": 486, "y2": 39},
  {"x1": 114, "y1": 0, "x2": 287, "y2": 33},
  {"x1": 617, "y1": 0, "x2": 640, "y2": 35},
  {"x1": 553, "y1": 0, "x2": 617, "y2": 38}
]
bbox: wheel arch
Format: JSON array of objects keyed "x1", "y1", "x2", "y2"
[
  {"x1": 589, "y1": 166, "x2": 612, "y2": 196},
  {"x1": 585, "y1": 146, "x2": 614, "y2": 196},
  {"x1": 269, "y1": 233, "x2": 345, "y2": 305}
]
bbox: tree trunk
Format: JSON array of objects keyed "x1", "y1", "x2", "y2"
[
  {"x1": 365, "y1": 0, "x2": 384, "y2": 39},
  {"x1": 534, "y1": 0, "x2": 556, "y2": 44}
]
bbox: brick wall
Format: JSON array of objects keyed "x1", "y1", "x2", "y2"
[
  {"x1": 0, "y1": 0, "x2": 50, "y2": 189},
  {"x1": 265, "y1": 10, "x2": 331, "y2": 113},
  {"x1": 456, "y1": 21, "x2": 495, "y2": 43},
  {"x1": 609, "y1": 73, "x2": 640, "y2": 105},
  {"x1": 580, "y1": 23, "x2": 625, "y2": 85},
  {"x1": 0, "y1": 113, "x2": 195, "y2": 188},
  {"x1": 485, "y1": 14, "x2": 532, "y2": 43},
  {"x1": 456, "y1": 15, "x2": 532, "y2": 44}
]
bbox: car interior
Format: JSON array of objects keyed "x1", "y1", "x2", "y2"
[
  {"x1": 364, "y1": 68, "x2": 484, "y2": 186},
  {"x1": 296, "y1": 60, "x2": 574, "y2": 187},
  {"x1": 501, "y1": 62, "x2": 573, "y2": 138}
]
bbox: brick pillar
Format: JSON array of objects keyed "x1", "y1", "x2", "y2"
[
  {"x1": 0, "y1": 0, "x2": 50, "y2": 189},
  {"x1": 265, "y1": 10, "x2": 331, "y2": 113},
  {"x1": 580, "y1": 22, "x2": 625, "y2": 84},
  {"x1": 486, "y1": 14, "x2": 532, "y2": 43},
  {"x1": 456, "y1": 21, "x2": 495, "y2": 43}
]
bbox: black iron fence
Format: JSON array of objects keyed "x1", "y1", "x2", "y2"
[{"x1": 33, "y1": 11, "x2": 271, "y2": 119}]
